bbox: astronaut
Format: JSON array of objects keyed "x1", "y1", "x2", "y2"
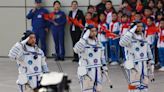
[
  {"x1": 8, "y1": 31, "x2": 49, "y2": 92},
  {"x1": 119, "y1": 22, "x2": 154, "y2": 92},
  {"x1": 73, "y1": 25, "x2": 109, "y2": 92}
]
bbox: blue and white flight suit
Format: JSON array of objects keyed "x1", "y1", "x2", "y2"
[
  {"x1": 26, "y1": 7, "x2": 49, "y2": 56},
  {"x1": 157, "y1": 28, "x2": 164, "y2": 68},
  {"x1": 50, "y1": 10, "x2": 66, "y2": 59},
  {"x1": 144, "y1": 26, "x2": 157, "y2": 59},
  {"x1": 119, "y1": 23, "x2": 130, "y2": 62},
  {"x1": 98, "y1": 23, "x2": 109, "y2": 61},
  {"x1": 8, "y1": 42, "x2": 49, "y2": 92},
  {"x1": 74, "y1": 38, "x2": 108, "y2": 92},
  {"x1": 108, "y1": 21, "x2": 120, "y2": 63},
  {"x1": 119, "y1": 29, "x2": 154, "y2": 92}
]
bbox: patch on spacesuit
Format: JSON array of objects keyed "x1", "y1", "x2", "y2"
[
  {"x1": 94, "y1": 59, "x2": 98, "y2": 64},
  {"x1": 140, "y1": 42, "x2": 145, "y2": 47},
  {"x1": 34, "y1": 66, "x2": 39, "y2": 72},
  {"x1": 140, "y1": 53, "x2": 144, "y2": 57},
  {"x1": 89, "y1": 53, "x2": 93, "y2": 57},
  {"x1": 28, "y1": 76, "x2": 32, "y2": 80},
  {"x1": 135, "y1": 47, "x2": 140, "y2": 51},
  {"x1": 28, "y1": 60, "x2": 33, "y2": 65},
  {"x1": 94, "y1": 48, "x2": 98, "y2": 52}
]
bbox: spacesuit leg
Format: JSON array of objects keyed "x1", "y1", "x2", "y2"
[
  {"x1": 18, "y1": 84, "x2": 34, "y2": 92},
  {"x1": 79, "y1": 75, "x2": 94, "y2": 92},
  {"x1": 28, "y1": 75, "x2": 40, "y2": 90},
  {"x1": 128, "y1": 61, "x2": 148, "y2": 92}
]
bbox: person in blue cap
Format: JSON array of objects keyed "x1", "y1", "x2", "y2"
[
  {"x1": 50, "y1": 1, "x2": 66, "y2": 61},
  {"x1": 26, "y1": 0, "x2": 49, "y2": 56}
]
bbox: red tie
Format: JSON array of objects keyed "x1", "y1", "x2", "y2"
[
  {"x1": 121, "y1": 23, "x2": 129, "y2": 34},
  {"x1": 160, "y1": 28, "x2": 164, "y2": 43},
  {"x1": 111, "y1": 21, "x2": 117, "y2": 32}
]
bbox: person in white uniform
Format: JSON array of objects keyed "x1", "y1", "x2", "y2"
[
  {"x1": 73, "y1": 25, "x2": 110, "y2": 92},
  {"x1": 8, "y1": 30, "x2": 49, "y2": 92},
  {"x1": 157, "y1": 18, "x2": 164, "y2": 71},
  {"x1": 119, "y1": 22, "x2": 154, "y2": 92}
]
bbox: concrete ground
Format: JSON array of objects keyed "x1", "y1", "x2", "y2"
[{"x1": 0, "y1": 58, "x2": 164, "y2": 92}]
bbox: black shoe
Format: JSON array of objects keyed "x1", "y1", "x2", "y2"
[
  {"x1": 72, "y1": 58, "x2": 79, "y2": 62},
  {"x1": 55, "y1": 57, "x2": 60, "y2": 61},
  {"x1": 60, "y1": 58, "x2": 65, "y2": 61}
]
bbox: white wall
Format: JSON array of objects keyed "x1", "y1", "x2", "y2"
[{"x1": 0, "y1": 0, "x2": 121, "y2": 57}]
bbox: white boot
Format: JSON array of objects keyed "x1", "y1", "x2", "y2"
[
  {"x1": 110, "y1": 62, "x2": 118, "y2": 65},
  {"x1": 158, "y1": 67, "x2": 164, "y2": 71},
  {"x1": 128, "y1": 89, "x2": 140, "y2": 92}
]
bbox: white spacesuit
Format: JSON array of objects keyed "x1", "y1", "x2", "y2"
[
  {"x1": 73, "y1": 26, "x2": 109, "y2": 92},
  {"x1": 8, "y1": 31, "x2": 49, "y2": 92},
  {"x1": 119, "y1": 23, "x2": 154, "y2": 92}
]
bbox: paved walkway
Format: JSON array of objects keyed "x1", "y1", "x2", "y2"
[{"x1": 0, "y1": 58, "x2": 163, "y2": 92}]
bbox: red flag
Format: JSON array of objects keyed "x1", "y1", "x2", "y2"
[
  {"x1": 131, "y1": 15, "x2": 135, "y2": 22},
  {"x1": 121, "y1": 22, "x2": 130, "y2": 34},
  {"x1": 43, "y1": 12, "x2": 55, "y2": 21},
  {"x1": 142, "y1": 17, "x2": 147, "y2": 25},
  {"x1": 86, "y1": 19, "x2": 98, "y2": 28},
  {"x1": 136, "y1": 1, "x2": 143, "y2": 12},
  {"x1": 146, "y1": 24, "x2": 159, "y2": 37},
  {"x1": 66, "y1": 16, "x2": 72, "y2": 24},
  {"x1": 73, "y1": 18, "x2": 84, "y2": 28},
  {"x1": 100, "y1": 25, "x2": 119, "y2": 39},
  {"x1": 160, "y1": 36, "x2": 164, "y2": 42},
  {"x1": 67, "y1": 16, "x2": 84, "y2": 28},
  {"x1": 106, "y1": 32, "x2": 118, "y2": 39},
  {"x1": 160, "y1": 28, "x2": 164, "y2": 42}
]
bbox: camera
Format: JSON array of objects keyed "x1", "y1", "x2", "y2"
[{"x1": 37, "y1": 72, "x2": 71, "y2": 92}]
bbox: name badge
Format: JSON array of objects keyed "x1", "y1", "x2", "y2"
[
  {"x1": 37, "y1": 14, "x2": 42, "y2": 18},
  {"x1": 56, "y1": 15, "x2": 61, "y2": 19}
]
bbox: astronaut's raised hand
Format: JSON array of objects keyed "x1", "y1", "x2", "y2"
[
  {"x1": 129, "y1": 25, "x2": 137, "y2": 33},
  {"x1": 20, "y1": 37, "x2": 30, "y2": 45},
  {"x1": 8, "y1": 42, "x2": 24, "y2": 61},
  {"x1": 82, "y1": 29, "x2": 90, "y2": 40},
  {"x1": 119, "y1": 25, "x2": 137, "y2": 47},
  {"x1": 8, "y1": 37, "x2": 29, "y2": 61}
]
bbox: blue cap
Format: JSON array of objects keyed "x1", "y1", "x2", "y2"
[
  {"x1": 86, "y1": 24, "x2": 95, "y2": 29},
  {"x1": 21, "y1": 30, "x2": 34, "y2": 41},
  {"x1": 35, "y1": 0, "x2": 42, "y2": 3}
]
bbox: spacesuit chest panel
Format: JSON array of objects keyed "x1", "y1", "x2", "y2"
[
  {"x1": 131, "y1": 40, "x2": 148, "y2": 61},
  {"x1": 84, "y1": 44, "x2": 103, "y2": 66},
  {"x1": 21, "y1": 50, "x2": 43, "y2": 75}
]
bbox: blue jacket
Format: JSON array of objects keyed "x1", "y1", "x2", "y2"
[
  {"x1": 50, "y1": 10, "x2": 66, "y2": 31},
  {"x1": 26, "y1": 7, "x2": 49, "y2": 29}
]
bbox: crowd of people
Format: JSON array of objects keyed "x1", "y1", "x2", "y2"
[
  {"x1": 8, "y1": 0, "x2": 164, "y2": 92},
  {"x1": 26, "y1": 0, "x2": 164, "y2": 70}
]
